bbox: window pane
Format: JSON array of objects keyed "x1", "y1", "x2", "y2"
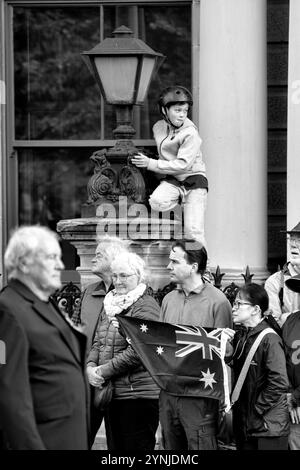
[
  {"x1": 18, "y1": 147, "x2": 99, "y2": 268},
  {"x1": 14, "y1": 7, "x2": 102, "y2": 140},
  {"x1": 103, "y1": 4, "x2": 191, "y2": 139},
  {"x1": 19, "y1": 148, "x2": 95, "y2": 226},
  {"x1": 14, "y1": 4, "x2": 191, "y2": 141}
]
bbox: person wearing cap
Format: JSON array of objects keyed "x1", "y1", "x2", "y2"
[
  {"x1": 281, "y1": 274, "x2": 300, "y2": 449},
  {"x1": 265, "y1": 222, "x2": 300, "y2": 326},
  {"x1": 131, "y1": 86, "x2": 208, "y2": 247}
]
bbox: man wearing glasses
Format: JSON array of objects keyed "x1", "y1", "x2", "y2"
[{"x1": 265, "y1": 222, "x2": 300, "y2": 326}]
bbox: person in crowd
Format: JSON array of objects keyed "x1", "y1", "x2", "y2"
[
  {"x1": 73, "y1": 236, "x2": 130, "y2": 446},
  {"x1": 0, "y1": 225, "x2": 89, "y2": 449},
  {"x1": 265, "y1": 222, "x2": 300, "y2": 326},
  {"x1": 86, "y1": 252, "x2": 160, "y2": 451},
  {"x1": 131, "y1": 86, "x2": 208, "y2": 246},
  {"x1": 159, "y1": 239, "x2": 232, "y2": 450},
  {"x1": 73, "y1": 236, "x2": 130, "y2": 352},
  {"x1": 229, "y1": 283, "x2": 289, "y2": 450},
  {"x1": 281, "y1": 274, "x2": 300, "y2": 449}
]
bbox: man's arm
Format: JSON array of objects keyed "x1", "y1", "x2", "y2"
[
  {"x1": 160, "y1": 296, "x2": 169, "y2": 323},
  {"x1": 264, "y1": 273, "x2": 283, "y2": 321},
  {"x1": 213, "y1": 297, "x2": 233, "y2": 328},
  {"x1": 0, "y1": 307, "x2": 45, "y2": 449}
]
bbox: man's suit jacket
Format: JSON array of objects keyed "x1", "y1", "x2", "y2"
[
  {"x1": 0, "y1": 279, "x2": 89, "y2": 449},
  {"x1": 80, "y1": 280, "x2": 108, "y2": 354}
]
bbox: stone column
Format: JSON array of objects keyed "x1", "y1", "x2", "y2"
[
  {"x1": 287, "y1": 0, "x2": 300, "y2": 234},
  {"x1": 0, "y1": 0, "x2": 5, "y2": 288},
  {"x1": 198, "y1": 0, "x2": 268, "y2": 284}
]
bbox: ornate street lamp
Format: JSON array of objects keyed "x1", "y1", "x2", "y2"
[
  {"x1": 82, "y1": 25, "x2": 164, "y2": 141},
  {"x1": 81, "y1": 25, "x2": 165, "y2": 213}
]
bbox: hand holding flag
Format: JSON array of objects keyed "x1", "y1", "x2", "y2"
[{"x1": 117, "y1": 315, "x2": 231, "y2": 410}]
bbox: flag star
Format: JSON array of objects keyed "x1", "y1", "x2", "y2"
[
  {"x1": 126, "y1": 337, "x2": 132, "y2": 344},
  {"x1": 140, "y1": 323, "x2": 148, "y2": 333},
  {"x1": 156, "y1": 346, "x2": 164, "y2": 355},
  {"x1": 199, "y1": 368, "x2": 217, "y2": 389}
]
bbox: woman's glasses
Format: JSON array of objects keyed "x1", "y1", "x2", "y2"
[
  {"x1": 111, "y1": 273, "x2": 136, "y2": 282},
  {"x1": 232, "y1": 300, "x2": 253, "y2": 309}
]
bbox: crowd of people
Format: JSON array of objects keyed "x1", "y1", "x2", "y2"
[
  {"x1": 0, "y1": 225, "x2": 300, "y2": 451},
  {"x1": 0, "y1": 86, "x2": 299, "y2": 451}
]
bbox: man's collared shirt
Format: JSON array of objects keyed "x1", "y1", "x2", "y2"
[{"x1": 160, "y1": 282, "x2": 232, "y2": 328}]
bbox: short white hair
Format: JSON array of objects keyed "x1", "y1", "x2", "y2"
[
  {"x1": 110, "y1": 252, "x2": 146, "y2": 283},
  {"x1": 96, "y1": 236, "x2": 131, "y2": 266},
  {"x1": 4, "y1": 225, "x2": 59, "y2": 279}
]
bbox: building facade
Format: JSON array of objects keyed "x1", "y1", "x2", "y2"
[{"x1": 0, "y1": 0, "x2": 297, "y2": 288}]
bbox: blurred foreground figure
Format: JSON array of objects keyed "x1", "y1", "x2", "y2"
[
  {"x1": 282, "y1": 274, "x2": 300, "y2": 450},
  {"x1": 0, "y1": 225, "x2": 89, "y2": 449}
]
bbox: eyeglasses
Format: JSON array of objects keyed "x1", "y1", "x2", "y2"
[
  {"x1": 111, "y1": 273, "x2": 136, "y2": 282},
  {"x1": 232, "y1": 300, "x2": 253, "y2": 309},
  {"x1": 94, "y1": 252, "x2": 104, "y2": 260},
  {"x1": 40, "y1": 253, "x2": 62, "y2": 262}
]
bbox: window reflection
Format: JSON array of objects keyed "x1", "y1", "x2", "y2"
[
  {"x1": 19, "y1": 148, "x2": 95, "y2": 227},
  {"x1": 14, "y1": 4, "x2": 191, "y2": 140},
  {"x1": 14, "y1": 3, "x2": 191, "y2": 268},
  {"x1": 14, "y1": 7, "x2": 102, "y2": 140}
]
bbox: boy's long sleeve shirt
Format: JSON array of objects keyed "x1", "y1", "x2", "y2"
[{"x1": 147, "y1": 118, "x2": 206, "y2": 182}]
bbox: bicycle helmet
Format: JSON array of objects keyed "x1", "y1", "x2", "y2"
[{"x1": 158, "y1": 86, "x2": 193, "y2": 109}]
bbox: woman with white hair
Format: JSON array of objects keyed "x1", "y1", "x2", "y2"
[{"x1": 87, "y1": 251, "x2": 160, "y2": 451}]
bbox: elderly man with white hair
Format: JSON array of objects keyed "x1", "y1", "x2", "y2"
[
  {"x1": 75, "y1": 236, "x2": 131, "y2": 353},
  {"x1": 0, "y1": 225, "x2": 89, "y2": 450}
]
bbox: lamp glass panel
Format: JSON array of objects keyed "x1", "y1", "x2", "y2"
[
  {"x1": 94, "y1": 56, "x2": 138, "y2": 103},
  {"x1": 136, "y1": 57, "x2": 156, "y2": 104}
]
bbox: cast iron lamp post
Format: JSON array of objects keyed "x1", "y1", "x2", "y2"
[
  {"x1": 57, "y1": 28, "x2": 175, "y2": 291},
  {"x1": 82, "y1": 26, "x2": 165, "y2": 211},
  {"x1": 82, "y1": 25, "x2": 164, "y2": 144},
  {"x1": 81, "y1": 26, "x2": 164, "y2": 213}
]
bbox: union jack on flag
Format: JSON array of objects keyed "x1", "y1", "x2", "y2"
[
  {"x1": 175, "y1": 325, "x2": 222, "y2": 360},
  {"x1": 117, "y1": 315, "x2": 231, "y2": 409}
]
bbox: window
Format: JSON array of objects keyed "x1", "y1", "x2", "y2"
[{"x1": 7, "y1": 1, "x2": 193, "y2": 269}]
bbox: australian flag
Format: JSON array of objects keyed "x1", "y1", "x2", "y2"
[{"x1": 117, "y1": 316, "x2": 231, "y2": 410}]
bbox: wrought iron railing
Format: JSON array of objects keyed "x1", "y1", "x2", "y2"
[{"x1": 52, "y1": 265, "x2": 254, "y2": 318}]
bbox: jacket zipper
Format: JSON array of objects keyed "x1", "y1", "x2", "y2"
[{"x1": 159, "y1": 126, "x2": 171, "y2": 156}]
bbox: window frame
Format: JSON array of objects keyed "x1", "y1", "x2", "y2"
[{"x1": 1, "y1": 0, "x2": 200, "y2": 281}]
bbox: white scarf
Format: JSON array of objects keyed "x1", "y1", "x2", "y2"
[{"x1": 103, "y1": 283, "x2": 147, "y2": 321}]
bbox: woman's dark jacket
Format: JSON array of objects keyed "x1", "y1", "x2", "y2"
[
  {"x1": 282, "y1": 311, "x2": 300, "y2": 406},
  {"x1": 87, "y1": 291, "x2": 160, "y2": 400},
  {"x1": 231, "y1": 319, "x2": 290, "y2": 440}
]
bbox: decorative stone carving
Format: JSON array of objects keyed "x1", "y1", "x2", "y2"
[
  {"x1": 119, "y1": 155, "x2": 146, "y2": 203},
  {"x1": 84, "y1": 149, "x2": 147, "y2": 218},
  {"x1": 52, "y1": 282, "x2": 81, "y2": 319},
  {"x1": 87, "y1": 150, "x2": 119, "y2": 203}
]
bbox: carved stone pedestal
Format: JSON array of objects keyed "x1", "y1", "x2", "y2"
[{"x1": 57, "y1": 216, "x2": 182, "y2": 290}]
